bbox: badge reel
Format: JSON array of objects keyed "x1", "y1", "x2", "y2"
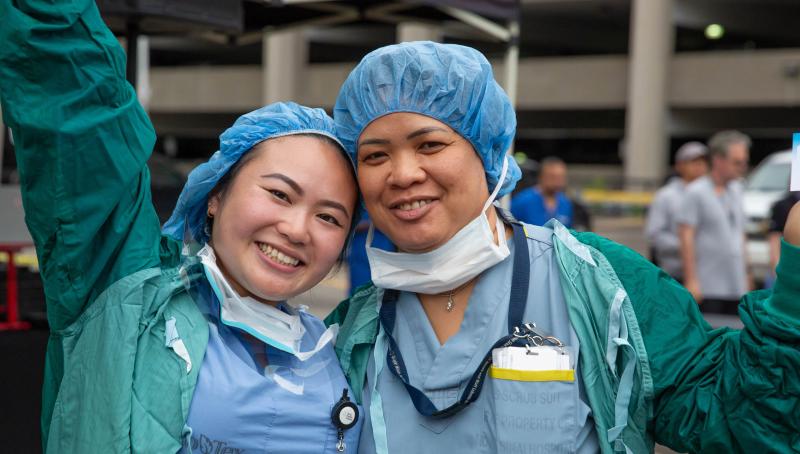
[
  {"x1": 493, "y1": 322, "x2": 573, "y2": 371},
  {"x1": 331, "y1": 388, "x2": 359, "y2": 452}
]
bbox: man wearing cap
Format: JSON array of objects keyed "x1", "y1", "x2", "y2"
[
  {"x1": 678, "y1": 130, "x2": 751, "y2": 314},
  {"x1": 646, "y1": 141, "x2": 709, "y2": 281}
]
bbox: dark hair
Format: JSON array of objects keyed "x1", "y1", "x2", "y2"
[{"x1": 206, "y1": 133, "x2": 361, "y2": 267}]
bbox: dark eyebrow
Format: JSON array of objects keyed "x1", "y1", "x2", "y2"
[
  {"x1": 358, "y1": 126, "x2": 450, "y2": 148},
  {"x1": 261, "y1": 173, "x2": 303, "y2": 196},
  {"x1": 406, "y1": 127, "x2": 449, "y2": 140},
  {"x1": 319, "y1": 200, "x2": 350, "y2": 218},
  {"x1": 357, "y1": 138, "x2": 390, "y2": 148}
]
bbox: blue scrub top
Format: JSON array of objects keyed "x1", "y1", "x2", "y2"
[
  {"x1": 359, "y1": 224, "x2": 598, "y2": 454},
  {"x1": 182, "y1": 293, "x2": 363, "y2": 454},
  {"x1": 348, "y1": 211, "x2": 394, "y2": 295},
  {"x1": 511, "y1": 187, "x2": 573, "y2": 228}
]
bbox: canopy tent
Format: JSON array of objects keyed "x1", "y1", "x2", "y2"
[{"x1": 97, "y1": 0, "x2": 521, "y2": 106}]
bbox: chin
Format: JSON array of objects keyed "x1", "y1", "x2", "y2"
[
  {"x1": 394, "y1": 234, "x2": 444, "y2": 253},
  {"x1": 248, "y1": 279, "x2": 298, "y2": 303}
]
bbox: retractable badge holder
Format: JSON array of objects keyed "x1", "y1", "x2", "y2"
[
  {"x1": 514, "y1": 322, "x2": 567, "y2": 353},
  {"x1": 331, "y1": 388, "x2": 359, "y2": 452}
]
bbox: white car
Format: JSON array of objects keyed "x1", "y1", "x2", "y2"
[{"x1": 743, "y1": 150, "x2": 792, "y2": 282}]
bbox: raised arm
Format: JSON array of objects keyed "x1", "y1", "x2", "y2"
[
  {"x1": 576, "y1": 226, "x2": 800, "y2": 452},
  {"x1": 0, "y1": 0, "x2": 161, "y2": 331}
]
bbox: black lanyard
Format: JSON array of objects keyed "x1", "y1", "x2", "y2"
[{"x1": 378, "y1": 221, "x2": 531, "y2": 419}]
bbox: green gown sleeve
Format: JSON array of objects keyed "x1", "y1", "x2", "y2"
[
  {"x1": 575, "y1": 231, "x2": 800, "y2": 452},
  {"x1": 0, "y1": 0, "x2": 161, "y2": 332}
]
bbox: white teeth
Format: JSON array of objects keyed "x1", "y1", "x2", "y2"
[
  {"x1": 397, "y1": 199, "x2": 432, "y2": 211},
  {"x1": 258, "y1": 243, "x2": 300, "y2": 267}
]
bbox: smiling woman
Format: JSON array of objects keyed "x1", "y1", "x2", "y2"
[
  {"x1": 0, "y1": 1, "x2": 363, "y2": 452},
  {"x1": 205, "y1": 134, "x2": 356, "y2": 302},
  {"x1": 327, "y1": 40, "x2": 800, "y2": 454}
]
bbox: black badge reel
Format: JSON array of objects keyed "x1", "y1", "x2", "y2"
[{"x1": 332, "y1": 388, "x2": 359, "y2": 452}]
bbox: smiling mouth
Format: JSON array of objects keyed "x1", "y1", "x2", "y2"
[
  {"x1": 392, "y1": 199, "x2": 434, "y2": 211},
  {"x1": 257, "y1": 242, "x2": 302, "y2": 267}
]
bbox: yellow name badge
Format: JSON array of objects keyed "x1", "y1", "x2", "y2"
[
  {"x1": 489, "y1": 367, "x2": 575, "y2": 382},
  {"x1": 490, "y1": 346, "x2": 575, "y2": 382}
]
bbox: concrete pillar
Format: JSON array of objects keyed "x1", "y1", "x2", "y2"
[
  {"x1": 136, "y1": 36, "x2": 151, "y2": 111},
  {"x1": 623, "y1": 0, "x2": 674, "y2": 189},
  {"x1": 503, "y1": 21, "x2": 520, "y2": 111},
  {"x1": 263, "y1": 28, "x2": 308, "y2": 105},
  {"x1": 397, "y1": 22, "x2": 442, "y2": 43}
]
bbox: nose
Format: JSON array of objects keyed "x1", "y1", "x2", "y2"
[
  {"x1": 276, "y1": 210, "x2": 311, "y2": 245},
  {"x1": 387, "y1": 152, "x2": 426, "y2": 188}
]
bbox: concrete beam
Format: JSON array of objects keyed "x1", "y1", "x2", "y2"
[{"x1": 148, "y1": 48, "x2": 800, "y2": 112}]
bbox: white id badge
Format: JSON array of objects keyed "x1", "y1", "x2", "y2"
[
  {"x1": 792, "y1": 133, "x2": 800, "y2": 191},
  {"x1": 492, "y1": 346, "x2": 574, "y2": 371}
]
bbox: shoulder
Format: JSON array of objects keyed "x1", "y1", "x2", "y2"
[
  {"x1": 651, "y1": 185, "x2": 673, "y2": 205},
  {"x1": 325, "y1": 283, "x2": 380, "y2": 330},
  {"x1": 519, "y1": 222, "x2": 554, "y2": 247},
  {"x1": 511, "y1": 187, "x2": 536, "y2": 203},
  {"x1": 574, "y1": 231, "x2": 645, "y2": 263},
  {"x1": 684, "y1": 177, "x2": 710, "y2": 198}
]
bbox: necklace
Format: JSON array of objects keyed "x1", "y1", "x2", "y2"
[{"x1": 435, "y1": 279, "x2": 475, "y2": 312}]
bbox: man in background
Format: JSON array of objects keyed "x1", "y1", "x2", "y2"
[
  {"x1": 511, "y1": 156, "x2": 573, "y2": 227},
  {"x1": 678, "y1": 130, "x2": 751, "y2": 314},
  {"x1": 645, "y1": 142, "x2": 709, "y2": 281}
]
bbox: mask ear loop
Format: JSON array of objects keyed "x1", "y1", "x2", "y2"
[
  {"x1": 482, "y1": 157, "x2": 509, "y2": 213},
  {"x1": 366, "y1": 221, "x2": 376, "y2": 249}
]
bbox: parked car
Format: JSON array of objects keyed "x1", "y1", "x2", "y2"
[{"x1": 743, "y1": 150, "x2": 792, "y2": 284}]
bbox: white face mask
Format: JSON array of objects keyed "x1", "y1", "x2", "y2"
[
  {"x1": 366, "y1": 159, "x2": 510, "y2": 294},
  {"x1": 197, "y1": 245, "x2": 337, "y2": 361}
]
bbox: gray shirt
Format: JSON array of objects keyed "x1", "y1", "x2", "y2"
[
  {"x1": 645, "y1": 177, "x2": 686, "y2": 279},
  {"x1": 677, "y1": 176, "x2": 747, "y2": 299}
]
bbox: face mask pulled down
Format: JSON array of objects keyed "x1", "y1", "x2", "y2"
[
  {"x1": 366, "y1": 159, "x2": 511, "y2": 294},
  {"x1": 197, "y1": 244, "x2": 336, "y2": 361}
]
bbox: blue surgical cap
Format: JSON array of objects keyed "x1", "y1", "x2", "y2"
[
  {"x1": 162, "y1": 101, "x2": 348, "y2": 244},
  {"x1": 334, "y1": 41, "x2": 521, "y2": 197}
]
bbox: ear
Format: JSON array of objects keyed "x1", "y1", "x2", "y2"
[{"x1": 208, "y1": 194, "x2": 220, "y2": 217}]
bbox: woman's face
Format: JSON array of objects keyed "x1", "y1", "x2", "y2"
[
  {"x1": 208, "y1": 135, "x2": 357, "y2": 303},
  {"x1": 357, "y1": 113, "x2": 491, "y2": 252}
]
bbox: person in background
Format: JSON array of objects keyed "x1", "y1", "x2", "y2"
[
  {"x1": 511, "y1": 156, "x2": 572, "y2": 227},
  {"x1": 645, "y1": 141, "x2": 709, "y2": 281},
  {"x1": 678, "y1": 130, "x2": 751, "y2": 313},
  {"x1": 347, "y1": 209, "x2": 393, "y2": 294},
  {"x1": 767, "y1": 191, "x2": 800, "y2": 287}
]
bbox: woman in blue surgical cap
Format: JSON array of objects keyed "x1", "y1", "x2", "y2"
[
  {"x1": 0, "y1": 1, "x2": 362, "y2": 452},
  {"x1": 327, "y1": 41, "x2": 800, "y2": 453}
]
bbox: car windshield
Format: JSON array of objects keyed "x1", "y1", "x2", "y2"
[{"x1": 747, "y1": 161, "x2": 791, "y2": 191}]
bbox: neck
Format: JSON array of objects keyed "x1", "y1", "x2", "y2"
[
  {"x1": 416, "y1": 211, "x2": 513, "y2": 345},
  {"x1": 537, "y1": 186, "x2": 556, "y2": 198},
  {"x1": 709, "y1": 169, "x2": 728, "y2": 189}
]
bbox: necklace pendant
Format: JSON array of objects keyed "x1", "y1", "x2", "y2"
[{"x1": 446, "y1": 295, "x2": 455, "y2": 312}]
